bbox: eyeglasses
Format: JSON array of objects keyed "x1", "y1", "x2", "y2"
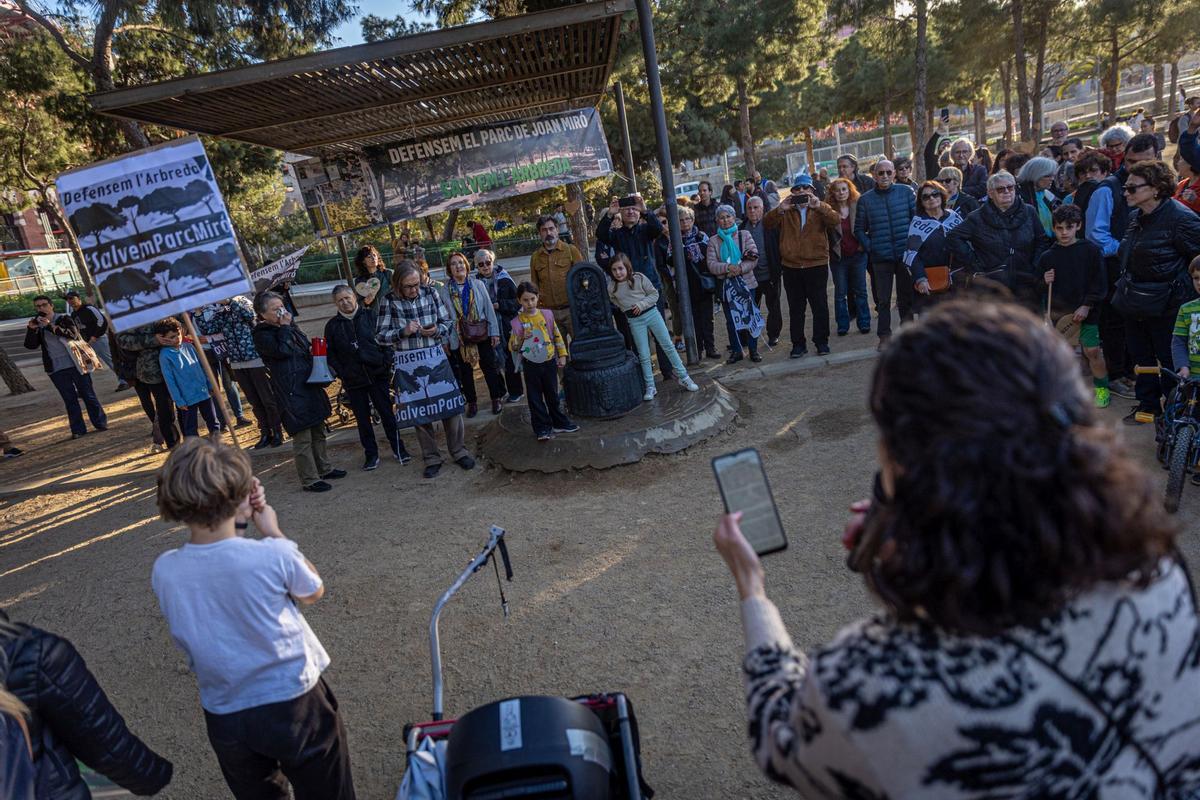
[
  {"x1": 401, "y1": 281, "x2": 420, "y2": 289},
  {"x1": 993, "y1": 185, "x2": 1016, "y2": 194},
  {"x1": 1123, "y1": 182, "x2": 1148, "y2": 194},
  {"x1": 919, "y1": 193, "x2": 940, "y2": 201},
  {"x1": 477, "y1": 259, "x2": 493, "y2": 265}
]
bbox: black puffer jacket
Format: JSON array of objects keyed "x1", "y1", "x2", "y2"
[
  {"x1": 324, "y1": 307, "x2": 390, "y2": 390},
  {"x1": 947, "y1": 196, "x2": 1050, "y2": 293},
  {"x1": 1118, "y1": 198, "x2": 1200, "y2": 286},
  {"x1": 0, "y1": 616, "x2": 172, "y2": 798},
  {"x1": 252, "y1": 322, "x2": 331, "y2": 435}
]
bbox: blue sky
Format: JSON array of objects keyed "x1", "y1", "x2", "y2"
[{"x1": 330, "y1": 0, "x2": 432, "y2": 45}]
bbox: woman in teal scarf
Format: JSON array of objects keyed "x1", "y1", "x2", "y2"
[
  {"x1": 1017, "y1": 157, "x2": 1060, "y2": 236},
  {"x1": 706, "y1": 205, "x2": 764, "y2": 363}
]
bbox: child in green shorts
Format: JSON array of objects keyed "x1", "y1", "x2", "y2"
[
  {"x1": 1039, "y1": 204, "x2": 1110, "y2": 407},
  {"x1": 1170, "y1": 256, "x2": 1200, "y2": 382}
]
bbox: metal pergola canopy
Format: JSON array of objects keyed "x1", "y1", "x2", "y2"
[{"x1": 89, "y1": 0, "x2": 633, "y2": 155}]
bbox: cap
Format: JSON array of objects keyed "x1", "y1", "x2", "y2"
[
  {"x1": 64, "y1": 291, "x2": 81, "y2": 299},
  {"x1": 791, "y1": 174, "x2": 814, "y2": 189}
]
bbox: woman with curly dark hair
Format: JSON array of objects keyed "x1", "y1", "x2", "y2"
[{"x1": 714, "y1": 299, "x2": 1199, "y2": 798}]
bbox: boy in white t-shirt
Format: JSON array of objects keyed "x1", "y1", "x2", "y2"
[{"x1": 152, "y1": 437, "x2": 356, "y2": 800}]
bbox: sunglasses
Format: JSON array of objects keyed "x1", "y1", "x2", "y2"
[
  {"x1": 919, "y1": 193, "x2": 941, "y2": 200},
  {"x1": 993, "y1": 185, "x2": 1016, "y2": 193},
  {"x1": 1123, "y1": 182, "x2": 1148, "y2": 194},
  {"x1": 875, "y1": 170, "x2": 894, "y2": 176},
  {"x1": 477, "y1": 259, "x2": 493, "y2": 265}
]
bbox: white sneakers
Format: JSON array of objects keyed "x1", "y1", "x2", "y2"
[
  {"x1": 643, "y1": 386, "x2": 657, "y2": 401},
  {"x1": 680, "y1": 376, "x2": 699, "y2": 391}
]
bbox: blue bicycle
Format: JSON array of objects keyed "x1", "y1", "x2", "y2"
[{"x1": 1137, "y1": 365, "x2": 1200, "y2": 513}]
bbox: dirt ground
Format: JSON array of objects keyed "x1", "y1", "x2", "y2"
[{"x1": 2, "y1": 320, "x2": 1199, "y2": 799}]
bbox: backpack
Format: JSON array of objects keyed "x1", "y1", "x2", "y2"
[{"x1": 509, "y1": 310, "x2": 558, "y2": 372}]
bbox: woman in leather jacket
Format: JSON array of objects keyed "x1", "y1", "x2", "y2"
[
  {"x1": 1117, "y1": 160, "x2": 1200, "y2": 420},
  {"x1": 0, "y1": 612, "x2": 171, "y2": 798}
]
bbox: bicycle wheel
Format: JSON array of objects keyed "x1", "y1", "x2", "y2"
[{"x1": 1165, "y1": 426, "x2": 1193, "y2": 514}]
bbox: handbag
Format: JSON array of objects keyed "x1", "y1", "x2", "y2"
[
  {"x1": 1111, "y1": 276, "x2": 1174, "y2": 318},
  {"x1": 64, "y1": 335, "x2": 103, "y2": 375},
  {"x1": 923, "y1": 265, "x2": 952, "y2": 293},
  {"x1": 460, "y1": 317, "x2": 490, "y2": 343}
]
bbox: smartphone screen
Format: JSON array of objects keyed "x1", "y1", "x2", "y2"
[
  {"x1": 940, "y1": 107, "x2": 950, "y2": 123},
  {"x1": 712, "y1": 448, "x2": 788, "y2": 556}
]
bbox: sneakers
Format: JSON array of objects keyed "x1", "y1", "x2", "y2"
[
  {"x1": 725, "y1": 354, "x2": 743, "y2": 365},
  {"x1": 749, "y1": 352, "x2": 762, "y2": 362},
  {"x1": 303, "y1": 481, "x2": 333, "y2": 492},
  {"x1": 491, "y1": 399, "x2": 503, "y2": 415},
  {"x1": 1110, "y1": 378, "x2": 1136, "y2": 399},
  {"x1": 767, "y1": 337, "x2": 780, "y2": 348},
  {"x1": 456, "y1": 455, "x2": 476, "y2": 470},
  {"x1": 680, "y1": 376, "x2": 700, "y2": 391},
  {"x1": 235, "y1": 417, "x2": 253, "y2": 428},
  {"x1": 1094, "y1": 386, "x2": 1111, "y2": 409},
  {"x1": 424, "y1": 464, "x2": 441, "y2": 479},
  {"x1": 817, "y1": 344, "x2": 831, "y2": 356},
  {"x1": 506, "y1": 393, "x2": 524, "y2": 403},
  {"x1": 1123, "y1": 405, "x2": 1157, "y2": 425},
  {"x1": 789, "y1": 346, "x2": 807, "y2": 359},
  {"x1": 114, "y1": 381, "x2": 131, "y2": 392},
  {"x1": 705, "y1": 349, "x2": 721, "y2": 359},
  {"x1": 363, "y1": 455, "x2": 380, "y2": 471},
  {"x1": 643, "y1": 386, "x2": 657, "y2": 401},
  {"x1": 2, "y1": 447, "x2": 22, "y2": 459},
  {"x1": 537, "y1": 432, "x2": 553, "y2": 442},
  {"x1": 393, "y1": 449, "x2": 412, "y2": 465},
  {"x1": 320, "y1": 468, "x2": 347, "y2": 480},
  {"x1": 674, "y1": 340, "x2": 686, "y2": 351},
  {"x1": 553, "y1": 423, "x2": 580, "y2": 433}
]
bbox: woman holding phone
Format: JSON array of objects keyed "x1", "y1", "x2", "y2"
[{"x1": 714, "y1": 299, "x2": 1200, "y2": 797}]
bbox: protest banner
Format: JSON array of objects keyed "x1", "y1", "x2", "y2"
[
  {"x1": 251, "y1": 246, "x2": 311, "y2": 293},
  {"x1": 393, "y1": 346, "x2": 465, "y2": 427},
  {"x1": 56, "y1": 136, "x2": 252, "y2": 332}
]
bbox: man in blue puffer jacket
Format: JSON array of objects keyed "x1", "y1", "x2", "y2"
[{"x1": 855, "y1": 160, "x2": 916, "y2": 350}]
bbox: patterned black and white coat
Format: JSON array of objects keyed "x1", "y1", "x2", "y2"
[{"x1": 740, "y1": 559, "x2": 1200, "y2": 798}]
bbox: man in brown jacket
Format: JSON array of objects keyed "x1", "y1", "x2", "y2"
[
  {"x1": 764, "y1": 174, "x2": 839, "y2": 357},
  {"x1": 530, "y1": 214, "x2": 583, "y2": 338}
]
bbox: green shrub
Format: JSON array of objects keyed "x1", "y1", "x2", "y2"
[{"x1": 0, "y1": 292, "x2": 71, "y2": 320}]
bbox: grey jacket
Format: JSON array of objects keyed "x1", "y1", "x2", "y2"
[{"x1": 438, "y1": 277, "x2": 500, "y2": 350}]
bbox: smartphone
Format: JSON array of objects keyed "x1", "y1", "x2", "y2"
[
  {"x1": 712, "y1": 448, "x2": 788, "y2": 556},
  {"x1": 940, "y1": 107, "x2": 950, "y2": 124}
]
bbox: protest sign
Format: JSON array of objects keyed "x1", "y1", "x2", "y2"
[
  {"x1": 393, "y1": 346, "x2": 465, "y2": 427},
  {"x1": 364, "y1": 108, "x2": 612, "y2": 220},
  {"x1": 251, "y1": 246, "x2": 311, "y2": 292},
  {"x1": 56, "y1": 136, "x2": 252, "y2": 331}
]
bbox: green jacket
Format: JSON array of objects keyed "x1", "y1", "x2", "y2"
[{"x1": 115, "y1": 325, "x2": 165, "y2": 384}]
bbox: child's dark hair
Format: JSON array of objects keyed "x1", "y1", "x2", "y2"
[
  {"x1": 607, "y1": 252, "x2": 636, "y2": 288},
  {"x1": 1051, "y1": 204, "x2": 1083, "y2": 227},
  {"x1": 1189, "y1": 255, "x2": 1200, "y2": 278},
  {"x1": 153, "y1": 317, "x2": 182, "y2": 336},
  {"x1": 516, "y1": 280, "x2": 540, "y2": 298}
]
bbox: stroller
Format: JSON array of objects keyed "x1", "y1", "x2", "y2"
[{"x1": 398, "y1": 526, "x2": 654, "y2": 800}]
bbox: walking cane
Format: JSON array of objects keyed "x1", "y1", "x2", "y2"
[{"x1": 1045, "y1": 282, "x2": 1053, "y2": 326}]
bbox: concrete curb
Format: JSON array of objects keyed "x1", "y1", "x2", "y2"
[{"x1": 718, "y1": 346, "x2": 879, "y2": 384}]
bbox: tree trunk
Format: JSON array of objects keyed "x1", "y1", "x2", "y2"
[
  {"x1": 736, "y1": 76, "x2": 756, "y2": 177},
  {"x1": 1012, "y1": 0, "x2": 1031, "y2": 141},
  {"x1": 805, "y1": 128, "x2": 816, "y2": 174},
  {"x1": 974, "y1": 98, "x2": 988, "y2": 146},
  {"x1": 912, "y1": 0, "x2": 929, "y2": 182},
  {"x1": 1102, "y1": 27, "x2": 1120, "y2": 121},
  {"x1": 1153, "y1": 63, "x2": 1165, "y2": 115},
  {"x1": 1030, "y1": 8, "x2": 1048, "y2": 143},
  {"x1": 0, "y1": 346, "x2": 35, "y2": 395},
  {"x1": 41, "y1": 191, "x2": 95, "y2": 297},
  {"x1": 1170, "y1": 61, "x2": 1180, "y2": 116},
  {"x1": 1001, "y1": 62, "x2": 1014, "y2": 146},
  {"x1": 882, "y1": 91, "x2": 893, "y2": 159},
  {"x1": 564, "y1": 182, "x2": 589, "y2": 254},
  {"x1": 423, "y1": 217, "x2": 437, "y2": 241},
  {"x1": 441, "y1": 209, "x2": 459, "y2": 243}
]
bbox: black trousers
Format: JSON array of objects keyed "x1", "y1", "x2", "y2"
[
  {"x1": 497, "y1": 334, "x2": 522, "y2": 397},
  {"x1": 781, "y1": 267, "x2": 830, "y2": 348},
  {"x1": 233, "y1": 366, "x2": 282, "y2": 436},
  {"x1": 144, "y1": 380, "x2": 180, "y2": 447},
  {"x1": 871, "y1": 260, "x2": 913, "y2": 338},
  {"x1": 690, "y1": 287, "x2": 716, "y2": 353},
  {"x1": 203, "y1": 678, "x2": 355, "y2": 800},
  {"x1": 177, "y1": 399, "x2": 220, "y2": 436},
  {"x1": 523, "y1": 358, "x2": 572, "y2": 436},
  {"x1": 345, "y1": 375, "x2": 404, "y2": 459},
  {"x1": 450, "y1": 345, "x2": 506, "y2": 404},
  {"x1": 1100, "y1": 258, "x2": 1132, "y2": 380},
  {"x1": 1126, "y1": 312, "x2": 1175, "y2": 412},
  {"x1": 754, "y1": 279, "x2": 783, "y2": 342}
]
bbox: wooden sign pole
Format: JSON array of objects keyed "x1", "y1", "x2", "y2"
[{"x1": 182, "y1": 311, "x2": 243, "y2": 450}]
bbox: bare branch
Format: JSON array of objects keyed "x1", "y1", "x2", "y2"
[{"x1": 12, "y1": 0, "x2": 90, "y2": 69}]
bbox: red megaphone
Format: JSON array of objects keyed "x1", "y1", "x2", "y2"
[{"x1": 307, "y1": 337, "x2": 334, "y2": 383}]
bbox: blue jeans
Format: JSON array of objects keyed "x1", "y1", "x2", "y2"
[
  {"x1": 629, "y1": 308, "x2": 688, "y2": 388},
  {"x1": 49, "y1": 368, "x2": 107, "y2": 436},
  {"x1": 831, "y1": 252, "x2": 871, "y2": 333},
  {"x1": 178, "y1": 398, "x2": 220, "y2": 436}
]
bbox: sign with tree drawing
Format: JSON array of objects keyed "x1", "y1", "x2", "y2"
[
  {"x1": 56, "y1": 136, "x2": 252, "y2": 331},
  {"x1": 393, "y1": 346, "x2": 464, "y2": 427}
]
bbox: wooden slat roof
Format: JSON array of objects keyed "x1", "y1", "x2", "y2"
[{"x1": 89, "y1": 0, "x2": 632, "y2": 155}]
